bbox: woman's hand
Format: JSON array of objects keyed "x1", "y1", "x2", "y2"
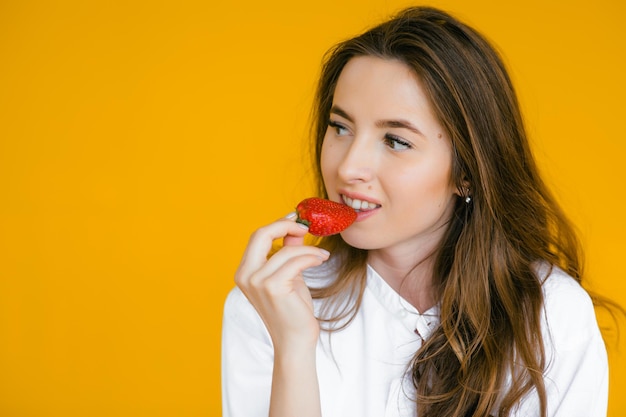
[
  {"x1": 234, "y1": 214, "x2": 330, "y2": 353},
  {"x1": 234, "y1": 214, "x2": 327, "y2": 417}
]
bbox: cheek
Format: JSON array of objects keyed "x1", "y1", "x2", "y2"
[
  {"x1": 320, "y1": 140, "x2": 336, "y2": 185},
  {"x1": 393, "y1": 161, "x2": 454, "y2": 204}
]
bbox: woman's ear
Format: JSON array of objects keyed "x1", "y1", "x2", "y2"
[
  {"x1": 455, "y1": 176, "x2": 471, "y2": 199},
  {"x1": 459, "y1": 180, "x2": 472, "y2": 204}
]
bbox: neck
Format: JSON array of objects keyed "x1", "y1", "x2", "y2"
[{"x1": 367, "y1": 248, "x2": 437, "y2": 313}]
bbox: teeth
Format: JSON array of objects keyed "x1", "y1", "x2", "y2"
[{"x1": 343, "y1": 196, "x2": 378, "y2": 211}]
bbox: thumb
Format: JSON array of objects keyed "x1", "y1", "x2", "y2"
[
  {"x1": 283, "y1": 233, "x2": 306, "y2": 247},
  {"x1": 283, "y1": 211, "x2": 307, "y2": 247}
]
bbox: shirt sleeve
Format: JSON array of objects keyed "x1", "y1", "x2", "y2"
[
  {"x1": 513, "y1": 271, "x2": 609, "y2": 417},
  {"x1": 221, "y1": 287, "x2": 274, "y2": 417}
]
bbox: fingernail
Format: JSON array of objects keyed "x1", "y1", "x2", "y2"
[
  {"x1": 296, "y1": 222, "x2": 309, "y2": 230},
  {"x1": 285, "y1": 212, "x2": 297, "y2": 220},
  {"x1": 319, "y1": 249, "x2": 330, "y2": 258}
]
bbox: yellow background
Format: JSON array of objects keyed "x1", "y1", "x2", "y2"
[{"x1": 1, "y1": 0, "x2": 624, "y2": 415}]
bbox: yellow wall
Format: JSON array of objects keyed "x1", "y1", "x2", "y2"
[{"x1": 0, "y1": 0, "x2": 624, "y2": 415}]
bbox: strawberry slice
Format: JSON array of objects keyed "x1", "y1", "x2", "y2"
[{"x1": 295, "y1": 197, "x2": 357, "y2": 236}]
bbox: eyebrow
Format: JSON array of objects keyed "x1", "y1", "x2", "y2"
[{"x1": 330, "y1": 105, "x2": 424, "y2": 136}]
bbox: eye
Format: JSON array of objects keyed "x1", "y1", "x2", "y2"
[
  {"x1": 328, "y1": 120, "x2": 350, "y2": 136},
  {"x1": 383, "y1": 134, "x2": 412, "y2": 151}
]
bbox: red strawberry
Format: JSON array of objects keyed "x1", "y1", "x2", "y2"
[{"x1": 295, "y1": 197, "x2": 357, "y2": 236}]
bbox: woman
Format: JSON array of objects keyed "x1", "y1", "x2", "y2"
[{"x1": 222, "y1": 6, "x2": 608, "y2": 417}]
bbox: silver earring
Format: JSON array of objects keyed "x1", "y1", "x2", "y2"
[{"x1": 465, "y1": 195, "x2": 471, "y2": 204}]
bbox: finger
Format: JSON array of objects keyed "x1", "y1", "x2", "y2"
[
  {"x1": 293, "y1": 275, "x2": 314, "y2": 310},
  {"x1": 259, "y1": 245, "x2": 329, "y2": 280},
  {"x1": 283, "y1": 233, "x2": 305, "y2": 247},
  {"x1": 283, "y1": 212, "x2": 306, "y2": 247},
  {"x1": 236, "y1": 219, "x2": 309, "y2": 281},
  {"x1": 283, "y1": 212, "x2": 297, "y2": 221},
  {"x1": 249, "y1": 252, "x2": 325, "y2": 298},
  {"x1": 243, "y1": 245, "x2": 329, "y2": 291},
  {"x1": 242, "y1": 219, "x2": 308, "y2": 264}
]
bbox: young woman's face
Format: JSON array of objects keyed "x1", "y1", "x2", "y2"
[{"x1": 321, "y1": 56, "x2": 459, "y2": 255}]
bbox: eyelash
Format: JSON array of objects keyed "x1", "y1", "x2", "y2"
[
  {"x1": 328, "y1": 120, "x2": 348, "y2": 136},
  {"x1": 384, "y1": 134, "x2": 412, "y2": 151},
  {"x1": 327, "y1": 120, "x2": 413, "y2": 151}
]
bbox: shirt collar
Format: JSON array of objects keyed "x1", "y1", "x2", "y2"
[{"x1": 366, "y1": 264, "x2": 440, "y2": 339}]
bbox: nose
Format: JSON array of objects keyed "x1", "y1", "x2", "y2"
[{"x1": 337, "y1": 136, "x2": 376, "y2": 184}]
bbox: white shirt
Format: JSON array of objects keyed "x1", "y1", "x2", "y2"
[{"x1": 221, "y1": 263, "x2": 608, "y2": 416}]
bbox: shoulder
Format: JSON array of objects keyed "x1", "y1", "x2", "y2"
[
  {"x1": 536, "y1": 264, "x2": 600, "y2": 348},
  {"x1": 513, "y1": 265, "x2": 608, "y2": 417},
  {"x1": 538, "y1": 264, "x2": 593, "y2": 318},
  {"x1": 539, "y1": 265, "x2": 589, "y2": 303}
]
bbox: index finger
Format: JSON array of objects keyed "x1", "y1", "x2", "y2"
[
  {"x1": 237, "y1": 218, "x2": 309, "y2": 277},
  {"x1": 283, "y1": 211, "x2": 307, "y2": 247}
]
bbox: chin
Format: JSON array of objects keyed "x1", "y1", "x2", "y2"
[{"x1": 339, "y1": 231, "x2": 382, "y2": 251}]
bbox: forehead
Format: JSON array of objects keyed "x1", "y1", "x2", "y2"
[
  {"x1": 332, "y1": 56, "x2": 441, "y2": 132},
  {"x1": 335, "y1": 55, "x2": 422, "y2": 95},
  {"x1": 336, "y1": 56, "x2": 430, "y2": 104}
]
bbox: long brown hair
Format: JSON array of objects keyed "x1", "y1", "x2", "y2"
[{"x1": 308, "y1": 7, "x2": 587, "y2": 417}]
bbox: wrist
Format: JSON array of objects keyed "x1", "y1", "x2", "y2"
[
  {"x1": 273, "y1": 342, "x2": 317, "y2": 366},
  {"x1": 270, "y1": 344, "x2": 321, "y2": 417}
]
